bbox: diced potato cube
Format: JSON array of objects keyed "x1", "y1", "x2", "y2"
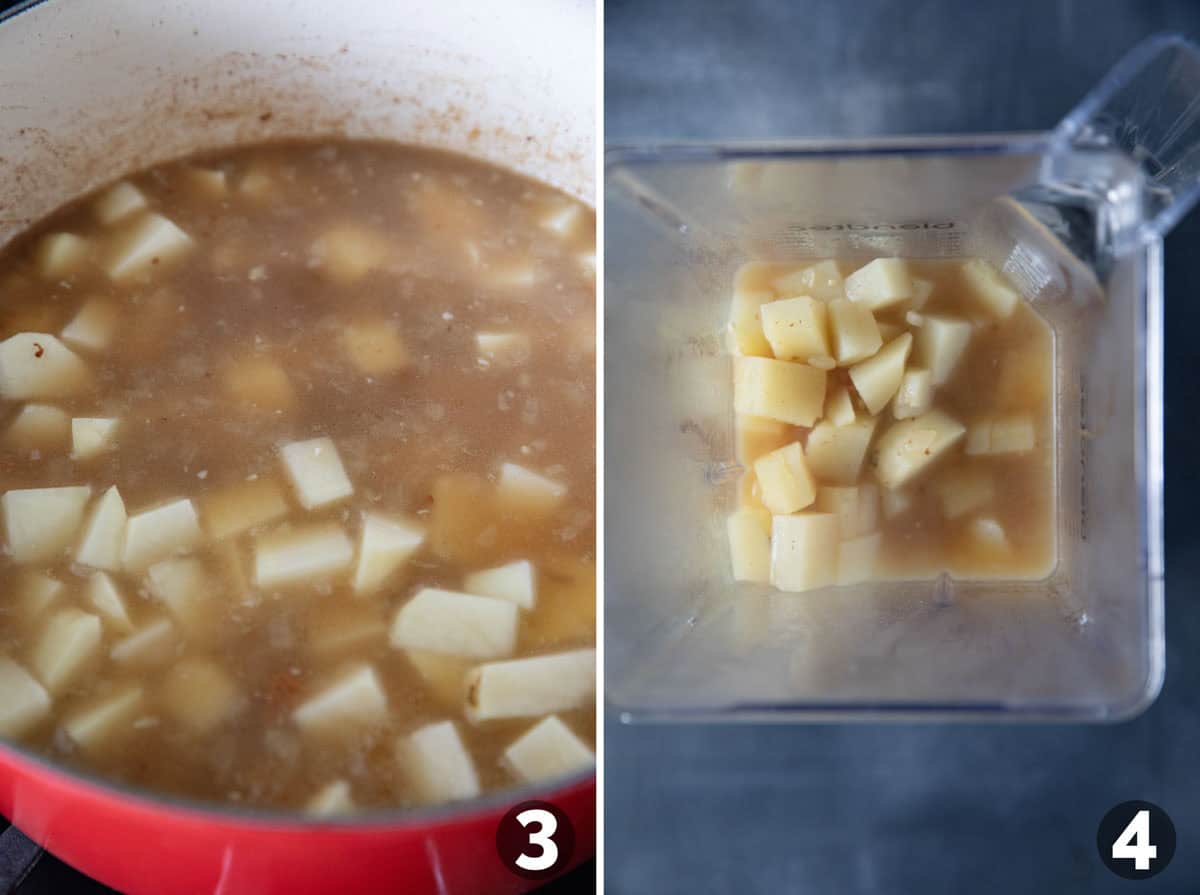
[
  {"x1": 992, "y1": 416, "x2": 1037, "y2": 453},
  {"x1": 873, "y1": 410, "x2": 966, "y2": 489},
  {"x1": 104, "y1": 213, "x2": 194, "y2": 280},
  {"x1": 967, "y1": 415, "x2": 1037, "y2": 455},
  {"x1": 14, "y1": 571, "x2": 64, "y2": 622},
  {"x1": 147, "y1": 558, "x2": 218, "y2": 636},
  {"x1": 279, "y1": 437, "x2": 354, "y2": 510},
  {"x1": 503, "y1": 715, "x2": 595, "y2": 784},
  {"x1": 844, "y1": 258, "x2": 912, "y2": 311},
  {"x1": 729, "y1": 288, "x2": 773, "y2": 356},
  {"x1": 3, "y1": 485, "x2": 92, "y2": 563},
  {"x1": 735, "y1": 415, "x2": 793, "y2": 464},
  {"x1": 389, "y1": 588, "x2": 518, "y2": 660},
  {"x1": 837, "y1": 532, "x2": 882, "y2": 585},
  {"x1": 910, "y1": 277, "x2": 934, "y2": 310},
  {"x1": 110, "y1": 617, "x2": 177, "y2": 667},
  {"x1": 310, "y1": 225, "x2": 390, "y2": 284},
  {"x1": 306, "y1": 780, "x2": 355, "y2": 816},
  {"x1": 521, "y1": 556, "x2": 596, "y2": 650},
  {"x1": 996, "y1": 348, "x2": 1048, "y2": 408},
  {"x1": 876, "y1": 321, "x2": 905, "y2": 342},
  {"x1": 184, "y1": 167, "x2": 227, "y2": 197},
  {"x1": 406, "y1": 650, "x2": 470, "y2": 707},
  {"x1": 93, "y1": 181, "x2": 148, "y2": 224},
  {"x1": 122, "y1": 498, "x2": 202, "y2": 571},
  {"x1": 969, "y1": 516, "x2": 1010, "y2": 552},
  {"x1": 805, "y1": 418, "x2": 877, "y2": 485},
  {"x1": 915, "y1": 314, "x2": 972, "y2": 385},
  {"x1": 4, "y1": 403, "x2": 70, "y2": 449},
  {"x1": 214, "y1": 539, "x2": 253, "y2": 602},
  {"x1": 496, "y1": 462, "x2": 567, "y2": 515},
  {"x1": 308, "y1": 605, "x2": 387, "y2": 656},
  {"x1": 406, "y1": 167, "x2": 487, "y2": 245},
  {"x1": 292, "y1": 664, "x2": 389, "y2": 735},
  {"x1": 753, "y1": 442, "x2": 817, "y2": 514},
  {"x1": 733, "y1": 356, "x2": 826, "y2": 427},
  {"x1": 0, "y1": 333, "x2": 90, "y2": 400},
  {"x1": 881, "y1": 487, "x2": 913, "y2": 519},
  {"x1": 962, "y1": 258, "x2": 1019, "y2": 319},
  {"x1": 464, "y1": 560, "x2": 536, "y2": 609},
  {"x1": 62, "y1": 685, "x2": 144, "y2": 754},
  {"x1": 86, "y1": 572, "x2": 133, "y2": 633},
  {"x1": 429, "y1": 473, "x2": 502, "y2": 563},
  {"x1": 828, "y1": 299, "x2": 882, "y2": 366},
  {"x1": 893, "y1": 368, "x2": 933, "y2": 420},
  {"x1": 770, "y1": 513, "x2": 839, "y2": 592},
  {"x1": 397, "y1": 720, "x2": 481, "y2": 804},
  {"x1": 341, "y1": 321, "x2": 409, "y2": 376},
  {"x1": 160, "y1": 658, "x2": 241, "y2": 733},
  {"x1": 29, "y1": 608, "x2": 103, "y2": 694},
  {"x1": 482, "y1": 263, "x2": 543, "y2": 290},
  {"x1": 428, "y1": 476, "x2": 550, "y2": 566},
  {"x1": 465, "y1": 648, "x2": 595, "y2": 722},
  {"x1": 937, "y1": 468, "x2": 996, "y2": 519},
  {"x1": 760, "y1": 296, "x2": 830, "y2": 361},
  {"x1": 36, "y1": 233, "x2": 90, "y2": 279},
  {"x1": 71, "y1": 417, "x2": 119, "y2": 460},
  {"x1": 476, "y1": 332, "x2": 532, "y2": 367},
  {"x1": 221, "y1": 358, "x2": 295, "y2": 411},
  {"x1": 539, "y1": 202, "x2": 584, "y2": 238},
  {"x1": 727, "y1": 507, "x2": 771, "y2": 584},
  {"x1": 849, "y1": 333, "x2": 912, "y2": 415},
  {"x1": 202, "y1": 478, "x2": 289, "y2": 540},
  {"x1": 60, "y1": 299, "x2": 119, "y2": 353},
  {"x1": 76, "y1": 485, "x2": 127, "y2": 571},
  {"x1": 815, "y1": 484, "x2": 879, "y2": 539},
  {"x1": 824, "y1": 384, "x2": 856, "y2": 427},
  {"x1": 254, "y1": 523, "x2": 355, "y2": 588},
  {"x1": 965, "y1": 422, "x2": 990, "y2": 455},
  {"x1": 773, "y1": 260, "x2": 844, "y2": 302},
  {"x1": 0, "y1": 658, "x2": 51, "y2": 736},
  {"x1": 353, "y1": 513, "x2": 425, "y2": 595},
  {"x1": 238, "y1": 168, "x2": 274, "y2": 200}
]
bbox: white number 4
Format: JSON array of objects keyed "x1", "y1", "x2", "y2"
[
  {"x1": 1112, "y1": 809, "x2": 1158, "y2": 871},
  {"x1": 516, "y1": 808, "x2": 559, "y2": 872}
]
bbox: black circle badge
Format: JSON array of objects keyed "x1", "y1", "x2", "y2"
[
  {"x1": 1097, "y1": 801, "x2": 1176, "y2": 880},
  {"x1": 496, "y1": 800, "x2": 575, "y2": 881}
]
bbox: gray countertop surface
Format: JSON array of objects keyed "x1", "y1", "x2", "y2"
[{"x1": 604, "y1": 1, "x2": 1200, "y2": 893}]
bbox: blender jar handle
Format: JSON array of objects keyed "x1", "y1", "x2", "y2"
[{"x1": 1054, "y1": 33, "x2": 1200, "y2": 246}]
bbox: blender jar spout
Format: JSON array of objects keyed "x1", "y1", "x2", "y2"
[{"x1": 1043, "y1": 33, "x2": 1200, "y2": 260}]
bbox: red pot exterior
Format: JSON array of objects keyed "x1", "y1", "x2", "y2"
[{"x1": 0, "y1": 745, "x2": 594, "y2": 895}]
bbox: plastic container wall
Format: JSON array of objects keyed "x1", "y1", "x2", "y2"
[{"x1": 605, "y1": 141, "x2": 1161, "y2": 720}]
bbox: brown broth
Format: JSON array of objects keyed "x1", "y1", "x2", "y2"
[{"x1": 0, "y1": 140, "x2": 595, "y2": 811}]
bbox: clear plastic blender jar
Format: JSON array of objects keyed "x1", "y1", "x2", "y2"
[{"x1": 605, "y1": 35, "x2": 1200, "y2": 721}]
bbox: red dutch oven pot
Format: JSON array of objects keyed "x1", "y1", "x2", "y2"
[
  {"x1": 0, "y1": 0, "x2": 596, "y2": 892},
  {"x1": 0, "y1": 745, "x2": 594, "y2": 893}
]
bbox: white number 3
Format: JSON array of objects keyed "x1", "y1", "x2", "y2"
[
  {"x1": 1112, "y1": 809, "x2": 1158, "y2": 871},
  {"x1": 516, "y1": 808, "x2": 559, "y2": 872}
]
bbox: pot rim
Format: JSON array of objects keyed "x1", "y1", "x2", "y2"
[{"x1": 1, "y1": 738, "x2": 593, "y2": 829}]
